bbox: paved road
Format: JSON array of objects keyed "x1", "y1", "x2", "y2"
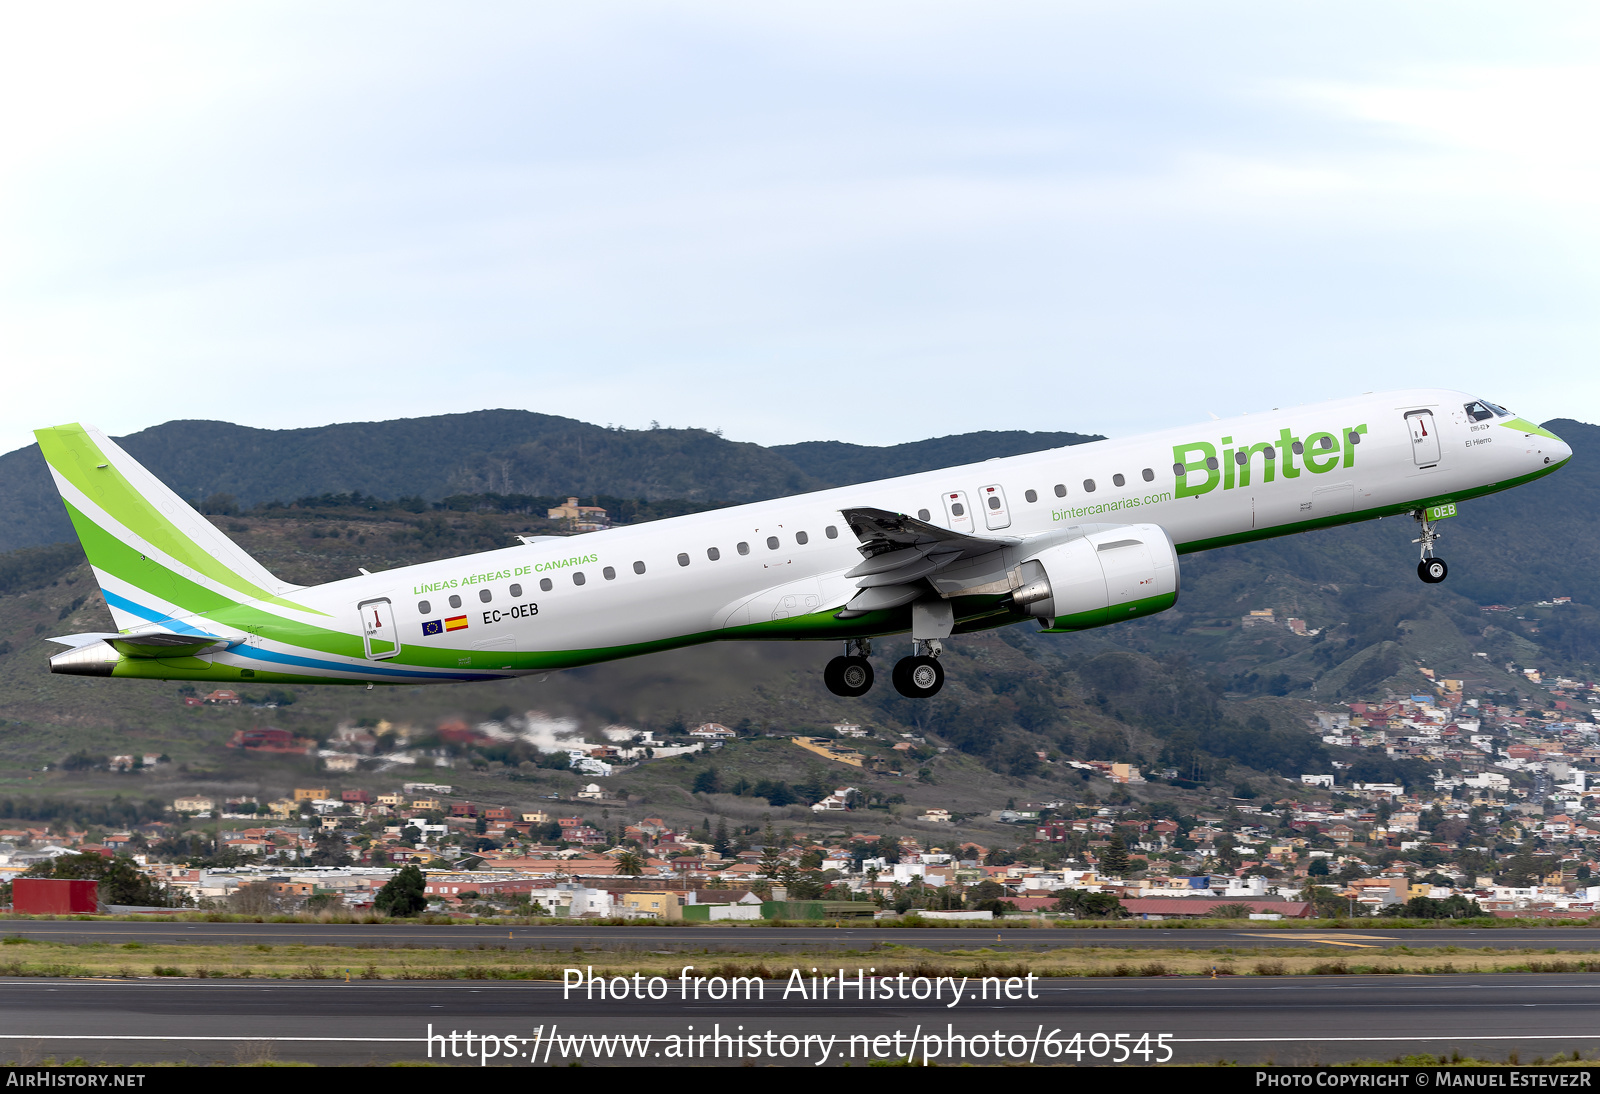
[
  {"x1": 3, "y1": 974, "x2": 1598, "y2": 1066},
  {"x1": 4, "y1": 919, "x2": 1600, "y2": 951}
]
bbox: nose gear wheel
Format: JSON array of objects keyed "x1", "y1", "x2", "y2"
[{"x1": 1412, "y1": 510, "x2": 1448, "y2": 584}]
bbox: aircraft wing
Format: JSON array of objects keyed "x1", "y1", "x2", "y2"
[{"x1": 836, "y1": 507, "x2": 1022, "y2": 615}]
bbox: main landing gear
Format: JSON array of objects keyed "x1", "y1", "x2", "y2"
[
  {"x1": 824, "y1": 638, "x2": 875, "y2": 697},
  {"x1": 892, "y1": 641, "x2": 945, "y2": 699},
  {"x1": 823, "y1": 637, "x2": 948, "y2": 698},
  {"x1": 1413, "y1": 511, "x2": 1448, "y2": 584}
]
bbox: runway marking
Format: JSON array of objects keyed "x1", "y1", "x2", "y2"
[{"x1": 1236, "y1": 933, "x2": 1394, "y2": 948}]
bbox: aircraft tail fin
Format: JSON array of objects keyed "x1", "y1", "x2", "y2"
[{"x1": 33, "y1": 423, "x2": 304, "y2": 631}]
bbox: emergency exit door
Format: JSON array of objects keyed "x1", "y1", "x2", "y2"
[
  {"x1": 1406, "y1": 410, "x2": 1440, "y2": 467},
  {"x1": 359, "y1": 598, "x2": 400, "y2": 660}
]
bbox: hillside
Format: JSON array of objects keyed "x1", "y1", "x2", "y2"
[{"x1": 0, "y1": 414, "x2": 1103, "y2": 553}]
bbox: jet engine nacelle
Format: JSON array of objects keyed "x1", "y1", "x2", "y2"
[{"x1": 1012, "y1": 523, "x2": 1180, "y2": 631}]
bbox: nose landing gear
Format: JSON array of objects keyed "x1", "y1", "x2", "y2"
[
  {"x1": 824, "y1": 637, "x2": 875, "y2": 697},
  {"x1": 1414, "y1": 511, "x2": 1448, "y2": 584}
]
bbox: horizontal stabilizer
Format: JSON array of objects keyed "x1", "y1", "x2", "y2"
[
  {"x1": 46, "y1": 632, "x2": 122, "y2": 650},
  {"x1": 47, "y1": 626, "x2": 238, "y2": 659}
]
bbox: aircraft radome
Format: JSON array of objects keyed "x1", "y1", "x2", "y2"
[{"x1": 37, "y1": 390, "x2": 1570, "y2": 699}]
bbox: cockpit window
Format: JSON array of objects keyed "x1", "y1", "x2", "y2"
[{"x1": 1465, "y1": 400, "x2": 1511, "y2": 421}]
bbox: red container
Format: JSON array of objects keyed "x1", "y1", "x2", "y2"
[{"x1": 12, "y1": 878, "x2": 99, "y2": 914}]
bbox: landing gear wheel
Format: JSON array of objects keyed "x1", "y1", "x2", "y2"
[
  {"x1": 824, "y1": 655, "x2": 874, "y2": 697},
  {"x1": 1418, "y1": 557, "x2": 1448, "y2": 584},
  {"x1": 892, "y1": 655, "x2": 945, "y2": 698}
]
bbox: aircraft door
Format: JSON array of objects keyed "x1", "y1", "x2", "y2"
[
  {"x1": 359, "y1": 598, "x2": 400, "y2": 660},
  {"x1": 1406, "y1": 410, "x2": 1441, "y2": 467},
  {"x1": 980, "y1": 484, "x2": 1011, "y2": 530},
  {"x1": 942, "y1": 491, "x2": 974, "y2": 533}
]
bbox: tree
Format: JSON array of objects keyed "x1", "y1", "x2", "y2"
[
  {"x1": 1386, "y1": 895, "x2": 1485, "y2": 920},
  {"x1": 1307, "y1": 857, "x2": 1330, "y2": 877},
  {"x1": 375, "y1": 864, "x2": 428, "y2": 917},
  {"x1": 1099, "y1": 834, "x2": 1131, "y2": 876},
  {"x1": 304, "y1": 892, "x2": 342, "y2": 913},
  {"x1": 692, "y1": 767, "x2": 721, "y2": 795},
  {"x1": 614, "y1": 850, "x2": 645, "y2": 877},
  {"x1": 758, "y1": 845, "x2": 783, "y2": 880},
  {"x1": 1301, "y1": 884, "x2": 1349, "y2": 919},
  {"x1": 308, "y1": 828, "x2": 352, "y2": 867},
  {"x1": 1053, "y1": 890, "x2": 1125, "y2": 919},
  {"x1": 229, "y1": 881, "x2": 274, "y2": 914},
  {"x1": 1209, "y1": 902, "x2": 1253, "y2": 919}
]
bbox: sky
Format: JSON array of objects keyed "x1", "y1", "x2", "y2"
[{"x1": 1, "y1": 2, "x2": 1596, "y2": 455}]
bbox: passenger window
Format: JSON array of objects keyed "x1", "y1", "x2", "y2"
[
  {"x1": 1234, "y1": 451, "x2": 1247, "y2": 465},
  {"x1": 1347, "y1": 431, "x2": 1361, "y2": 445},
  {"x1": 449, "y1": 595, "x2": 462, "y2": 609},
  {"x1": 707, "y1": 547, "x2": 720, "y2": 561},
  {"x1": 633, "y1": 561, "x2": 646, "y2": 574},
  {"x1": 1264, "y1": 446, "x2": 1276, "y2": 460},
  {"x1": 796, "y1": 531, "x2": 809, "y2": 545},
  {"x1": 1112, "y1": 473, "x2": 1125, "y2": 487},
  {"x1": 1024, "y1": 489, "x2": 1037, "y2": 503},
  {"x1": 1142, "y1": 468, "x2": 1153, "y2": 482},
  {"x1": 1319, "y1": 437, "x2": 1334, "y2": 450},
  {"x1": 766, "y1": 536, "x2": 779, "y2": 550},
  {"x1": 479, "y1": 589, "x2": 492, "y2": 603},
  {"x1": 509, "y1": 584, "x2": 521, "y2": 598},
  {"x1": 418, "y1": 600, "x2": 431, "y2": 615},
  {"x1": 1292, "y1": 441, "x2": 1304, "y2": 455},
  {"x1": 1206, "y1": 456, "x2": 1220, "y2": 469},
  {"x1": 603, "y1": 566, "x2": 616, "y2": 580},
  {"x1": 987, "y1": 496, "x2": 1001, "y2": 510},
  {"x1": 573, "y1": 572, "x2": 586, "y2": 586},
  {"x1": 825, "y1": 526, "x2": 838, "y2": 539},
  {"x1": 1054, "y1": 484, "x2": 1066, "y2": 497},
  {"x1": 950, "y1": 503, "x2": 965, "y2": 517},
  {"x1": 737, "y1": 542, "x2": 750, "y2": 555},
  {"x1": 539, "y1": 578, "x2": 552, "y2": 592},
  {"x1": 917, "y1": 509, "x2": 930, "y2": 521},
  {"x1": 1171, "y1": 463, "x2": 1184, "y2": 475},
  {"x1": 677, "y1": 553, "x2": 690, "y2": 567},
  {"x1": 1082, "y1": 479, "x2": 1096, "y2": 493}
]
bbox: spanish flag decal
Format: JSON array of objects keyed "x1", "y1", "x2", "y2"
[{"x1": 444, "y1": 615, "x2": 469, "y2": 632}]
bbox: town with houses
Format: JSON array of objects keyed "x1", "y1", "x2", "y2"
[{"x1": 8, "y1": 609, "x2": 1600, "y2": 923}]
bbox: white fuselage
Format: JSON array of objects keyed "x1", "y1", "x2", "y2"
[{"x1": 233, "y1": 387, "x2": 1563, "y2": 682}]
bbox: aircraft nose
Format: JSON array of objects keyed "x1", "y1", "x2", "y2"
[{"x1": 1543, "y1": 426, "x2": 1574, "y2": 467}]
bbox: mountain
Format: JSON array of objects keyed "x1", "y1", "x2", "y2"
[
  {"x1": 0, "y1": 413, "x2": 1103, "y2": 553},
  {"x1": 772, "y1": 430, "x2": 1100, "y2": 486}
]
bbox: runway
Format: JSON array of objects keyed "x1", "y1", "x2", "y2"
[
  {"x1": 3, "y1": 974, "x2": 1598, "y2": 1066},
  {"x1": 4, "y1": 919, "x2": 1600, "y2": 952}
]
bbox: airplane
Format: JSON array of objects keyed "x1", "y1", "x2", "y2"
[{"x1": 37, "y1": 389, "x2": 1570, "y2": 699}]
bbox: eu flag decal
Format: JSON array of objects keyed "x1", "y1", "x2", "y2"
[{"x1": 421, "y1": 619, "x2": 443, "y2": 637}]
